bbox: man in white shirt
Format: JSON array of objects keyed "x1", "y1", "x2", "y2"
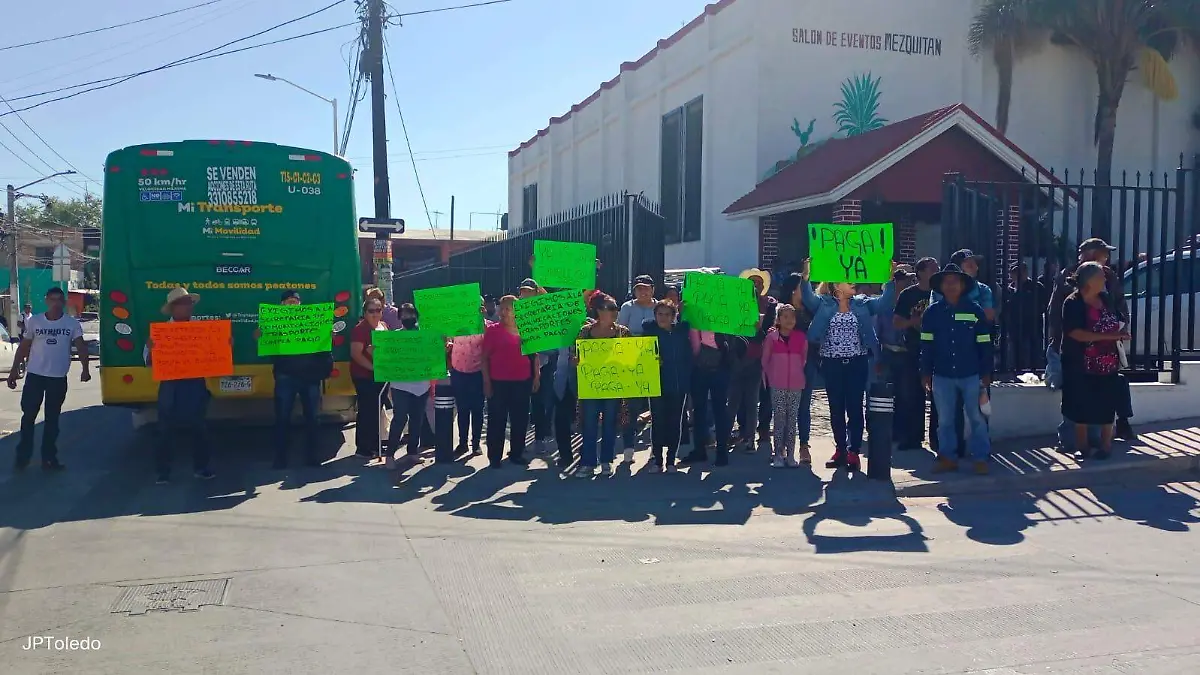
[{"x1": 7, "y1": 288, "x2": 91, "y2": 471}]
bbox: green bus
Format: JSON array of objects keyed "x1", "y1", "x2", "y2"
[{"x1": 100, "y1": 140, "x2": 361, "y2": 422}]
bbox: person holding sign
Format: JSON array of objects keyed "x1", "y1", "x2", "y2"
[
  {"x1": 449, "y1": 296, "x2": 493, "y2": 457},
  {"x1": 640, "y1": 300, "x2": 691, "y2": 473},
  {"x1": 385, "y1": 304, "x2": 434, "y2": 470},
  {"x1": 616, "y1": 274, "x2": 658, "y2": 461},
  {"x1": 7, "y1": 287, "x2": 91, "y2": 473},
  {"x1": 254, "y1": 290, "x2": 333, "y2": 469},
  {"x1": 482, "y1": 295, "x2": 539, "y2": 468},
  {"x1": 571, "y1": 293, "x2": 631, "y2": 478},
  {"x1": 350, "y1": 297, "x2": 388, "y2": 458},
  {"x1": 144, "y1": 287, "x2": 219, "y2": 483},
  {"x1": 920, "y1": 264, "x2": 994, "y2": 475},
  {"x1": 799, "y1": 260, "x2": 897, "y2": 473}
]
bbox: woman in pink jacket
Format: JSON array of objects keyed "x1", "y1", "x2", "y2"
[{"x1": 761, "y1": 304, "x2": 809, "y2": 468}]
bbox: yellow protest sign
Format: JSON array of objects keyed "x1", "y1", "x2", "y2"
[{"x1": 576, "y1": 336, "x2": 661, "y2": 400}]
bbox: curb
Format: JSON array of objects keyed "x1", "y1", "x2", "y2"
[{"x1": 893, "y1": 454, "x2": 1200, "y2": 499}]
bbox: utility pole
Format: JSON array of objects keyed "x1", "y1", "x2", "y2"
[
  {"x1": 366, "y1": 0, "x2": 390, "y2": 220},
  {"x1": 6, "y1": 184, "x2": 17, "y2": 332},
  {"x1": 364, "y1": 0, "x2": 394, "y2": 304}
]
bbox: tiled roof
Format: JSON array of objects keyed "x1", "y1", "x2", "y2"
[
  {"x1": 508, "y1": 0, "x2": 739, "y2": 158},
  {"x1": 724, "y1": 103, "x2": 1063, "y2": 215}
]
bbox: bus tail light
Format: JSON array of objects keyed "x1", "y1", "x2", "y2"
[
  {"x1": 334, "y1": 306, "x2": 349, "y2": 318},
  {"x1": 332, "y1": 335, "x2": 345, "y2": 347},
  {"x1": 112, "y1": 307, "x2": 130, "y2": 320},
  {"x1": 109, "y1": 290, "x2": 128, "y2": 303},
  {"x1": 334, "y1": 290, "x2": 351, "y2": 303},
  {"x1": 330, "y1": 369, "x2": 341, "y2": 379},
  {"x1": 122, "y1": 374, "x2": 134, "y2": 384},
  {"x1": 116, "y1": 338, "x2": 134, "y2": 351}
]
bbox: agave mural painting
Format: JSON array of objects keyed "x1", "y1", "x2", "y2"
[
  {"x1": 833, "y1": 72, "x2": 888, "y2": 136},
  {"x1": 760, "y1": 72, "x2": 890, "y2": 182}
]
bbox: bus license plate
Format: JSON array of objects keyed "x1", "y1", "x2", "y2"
[{"x1": 219, "y1": 376, "x2": 253, "y2": 394}]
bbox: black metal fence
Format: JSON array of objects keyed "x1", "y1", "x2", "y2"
[
  {"x1": 391, "y1": 192, "x2": 666, "y2": 302},
  {"x1": 941, "y1": 154, "x2": 1198, "y2": 381}
]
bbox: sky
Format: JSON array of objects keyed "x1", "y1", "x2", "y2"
[{"x1": 0, "y1": 0, "x2": 713, "y2": 235}]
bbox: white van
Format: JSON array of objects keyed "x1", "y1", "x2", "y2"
[{"x1": 1123, "y1": 248, "x2": 1197, "y2": 355}]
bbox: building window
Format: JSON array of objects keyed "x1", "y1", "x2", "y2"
[
  {"x1": 34, "y1": 246, "x2": 54, "y2": 270},
  {"x1": 660, "y1": 96, "x2": 704, "y2": 244},
  {"x1": 521, "y1": 183, "x2": 539, "y2": 230}
]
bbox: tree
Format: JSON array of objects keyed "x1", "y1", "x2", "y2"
[
  {"x1": 968, "y1": 0, "x2": 1198, "y2": 241},
  {"x1": 13, "y1": 194, "x2": 102, "y2": 286}
]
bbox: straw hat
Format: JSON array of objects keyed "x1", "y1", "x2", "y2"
[
  {"x1": 739, "y1": 268, "x2": 772, "y2": 295},
  {"x1": 160, "y1": 287, "x2": 200, "y2": 315}
]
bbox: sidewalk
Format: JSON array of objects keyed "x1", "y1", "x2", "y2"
[{"x1": 887, "y1": 417, "x2": 1200, "y2": 498}]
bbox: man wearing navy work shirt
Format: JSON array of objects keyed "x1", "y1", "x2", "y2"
[{"x1": 921, "y1": 264, "x2": 994, "y2": 475}]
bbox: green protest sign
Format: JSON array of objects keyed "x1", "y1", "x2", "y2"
[
  {"x1": 513, "y1": 290, "x2": 587, "y2": 355},
  {"x1": 680, "y1": 273, "x2": 758, "y2": 337},
  {"x1": 256, "y1": 303, "x2": 334, "y2": 357},
  {"x1": 373, "y1": 330, "x2": 448, "y2": 383},
  {"x1": 532, "y1": 240, "x2": 597, "y2": 290},
  {"x1": 807, "y1": 222, "x2": 893, "y2": 283},
  {"x1": 576, "y1": 336, "x2": 661, "y2": 400},
  {"x1": 413, "y1": 283, "x2": 483, "y2": 337}
]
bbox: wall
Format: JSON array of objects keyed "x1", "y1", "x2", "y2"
[{"x1": 510, "y1": 0, "x2": 1200, "y2": 271}]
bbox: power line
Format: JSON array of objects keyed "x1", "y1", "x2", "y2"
[
  {"x1": 0, "y1": 0, "x2": 260, "y2": 91},
  {"x1": 388, "y1": 0, "x2": 514, "y2": 22},
  {"x1": 382, "y1": 36, "x2": 435, "y2": 238},
  {"x1": 0, "y1": 96, "x2": 99, "y2": 185},
  {"x1": 0, "y1": 128, "x2": 83, "y2": 196},
  {"x1": 0, "y1": 0, "x2": 229, "y2": 52},
  {"x1": 0, "y1": 0, "x2": 352, "y2": 117}
]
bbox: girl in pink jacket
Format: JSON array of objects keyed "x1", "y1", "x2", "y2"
[{"x1": 761, "y1": 304, "x2": 809, "y2": 467}]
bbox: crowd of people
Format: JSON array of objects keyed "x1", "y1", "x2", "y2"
[{"x1": 5, "y1": 236, "x2": 1137, "y2": 483}]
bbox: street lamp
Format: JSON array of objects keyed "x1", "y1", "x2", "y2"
[
  {"x1": 254, "y1": 73, "x2": 339, "y2": 155},
  {"x1": 6, "y1": 170, "x2": 76, "y2": 331}
]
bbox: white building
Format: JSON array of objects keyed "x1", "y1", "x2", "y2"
[{"x1": 507, "y1": 0, "x2": 1200, "y2": 276}]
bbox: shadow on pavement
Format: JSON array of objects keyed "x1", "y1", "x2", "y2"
[{"x1": 0, "y1": 406, "x2": 356, "y2": 531}]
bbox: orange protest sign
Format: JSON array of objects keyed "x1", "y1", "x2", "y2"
[{"x1": 150, "y1": 320, "x2": 234, "y2": 381}]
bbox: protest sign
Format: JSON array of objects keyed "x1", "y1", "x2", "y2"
[
  {"x1": 513, "y1": 290, "x2": 587, "y2": 354},
  {"x1": 413, "y1": 283, "x2": 484, "y2": 337},
  {"x1": 373, "y1": 330, "x2": 448, "y2": 383},
  {"x1": 532, "y1": 240, "x2": 597, "y2": 290},
  {"x1": 807, "y1": 222, "x2": 893, "y2": 283},
  {"x1": 256, "y1": 303, "x2": 333, "y2": 356},
  {"x1": 680, "y1": 273, "x2": 759, "y2": 337},
  {"x1": 576, "y1": 336, "x2": 661, "y2": 400},
  {"x1": 150, "y1": 319, "x2": 233, "y2": 381}
]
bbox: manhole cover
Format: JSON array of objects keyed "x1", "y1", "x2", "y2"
[{"x1": 110, "y1": 579, "x2": 229, "y2": 616}]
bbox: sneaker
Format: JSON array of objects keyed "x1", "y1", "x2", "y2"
[
  {"x1": 825, "y1": 452, "x2": 846, "y2": 470},
  {"x1": 646, "y1": 464, "x2": 662, "y2": 474},
  {"x1": 785, "y1": 457, "x2": 801, "y2": 468},
  {"x1": 846, "y1": 453, "x2": 861, "y2": 473},
  {"x1": 973, "y1": 461, "x2": 990, "y2": 475},
  {"x1": 155, "y1": 474, "x2": 170, "y2": 485},
  {"x1": 509, "y1": 455, "x2": 530, "y2": 467},
  {"x1": 41, "y1": 459, "x2": 66, "y2": 472},
  {"x1": 488, "y1": 461, "x2": 504, "y2": 469},
  {"x1": 679, "y1": 452, "x2": 707, "y2": 465},
  {"x1": 576, "y1": 465, "x2": 595, "y2": 478},
  {"x1": 194, "y1": 468, "x2": 216, "y2": 480},
  {"x1": 599, "y1": 462, "x2": 613, "y2": 477},
  {"x1": 932, "y1": 458, "x2": 959, "y2": 474},
  {"x1": 454, "y1": 443, "x2": 468, "y2": 456},
  {"x1": 1115, "y1": 418, "x2": 1137, "y2": 442},
  {"x1": 665, "y1": 464, "x2": 679, "y2": 474},
  {"x1": 471, "y1": 444, "x2": 483, "y2": 457},
  {"x1": 771, "y1": 457, "x2": 786, "y2": 469},
  {"x1": 740, "y1": 439, "x2": 757, "y2": 454}
]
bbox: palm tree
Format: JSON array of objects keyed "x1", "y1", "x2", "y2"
[{"x1": 968, "y1": 0, "x2": 1198, "y2": 241}]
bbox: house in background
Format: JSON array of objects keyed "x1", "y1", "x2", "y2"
[{"x1": 507, "y1": 0, "x2": 1200, "y2": 275}]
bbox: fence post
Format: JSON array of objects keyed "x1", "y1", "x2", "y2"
[
  {"x1": 940, "y1": 173, "x2": 963, "y2": 264},
  {"x1": 1172, "y1": 161, "x2": 1187, "y2": 383}
]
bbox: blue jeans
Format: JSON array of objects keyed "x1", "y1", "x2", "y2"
[
  {"x1": 931, "y1": 375, "x2": 991, "y2": 461},
  {"x1": 621, "y1": 396, "x2": 647, "y2": 448},
  {"x1": 821, "y1": 355, "x2": 869, "y2": 453},
  {"x1": 388, "y1": 389, "x2": 430, "y2": 457},
  {"x1": 274, "y1": 374, "x2": 321, "y2": 460},
  {"x1": 691, "y1": 368, "x2": 731, "y2": 456},
  {"x1": 450, "y1": 369, "x2": 484, "y2": 448},
  {"x1": 797, "y1": 360, "x2": 818, "y2": 443},
  {"x1": 581, "y1": 399, "x2": 619, "y2": 466}
]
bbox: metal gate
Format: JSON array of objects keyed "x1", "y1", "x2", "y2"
[
  {"x1": 941, "y1": 155, "x2": 1198, "y2": 380},
  {"x1": 391, "y1": 192, "x2": 665, "y2": 302}
]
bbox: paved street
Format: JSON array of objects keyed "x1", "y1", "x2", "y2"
[{"x1": 2, "y1": 379, "x2": 1200, "y2": 674}]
